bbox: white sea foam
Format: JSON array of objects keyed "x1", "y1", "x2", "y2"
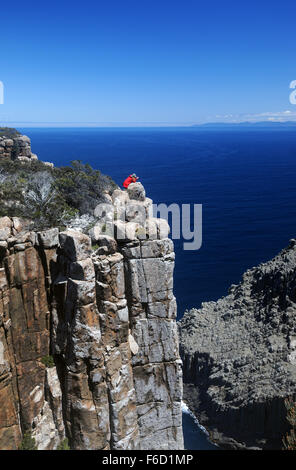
[{"x1": 181, "y1": 400, "x2": 210, "y2": 436}]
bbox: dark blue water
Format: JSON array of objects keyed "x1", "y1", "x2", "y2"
[
  {"x1": 182, "y1": 404, "x2": 217, "y2": 450},
  {"x1": 20, "y1": 127, "x2": 296, "y2": 317}
]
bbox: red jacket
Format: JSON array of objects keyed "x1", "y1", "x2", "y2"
[{"x1": 123, "y1": 175, "x2": 137, "y2": 188}]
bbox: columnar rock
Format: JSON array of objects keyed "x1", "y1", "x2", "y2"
[
  {"x1": 50, "y1": 184, "x2": 183, "y2": 450},
  {"x1": 0, "y1": 217, "x2": 63, "y2": 450},
  {"x1": 0, "y1": 182, "x2": 184, "y2": 450},
  {"x1": 122, "y1": 239, "x2": 183, "y2": 449},
  {"x1": 179, "y1": 240, "x2": 296, "y2": 450},
  {"x1": 0, "y1": 134, "x2": 38, "y2": 162}
]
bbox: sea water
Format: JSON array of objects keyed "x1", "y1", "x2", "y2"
[{"x1": 19, "y1": 126, "x2": 296, "y2": 449}]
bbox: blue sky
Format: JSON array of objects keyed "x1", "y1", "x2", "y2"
[{"x1": 0, "y1": 0, "x2": 295, "y2": 126}]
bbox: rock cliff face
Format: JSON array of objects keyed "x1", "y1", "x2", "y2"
[
  {"x1": 0, "y1": 184, "x2": 183, "y2": 450},
  {"x1": 179, "y1": 240, "x2": 296, "y2": 449}
]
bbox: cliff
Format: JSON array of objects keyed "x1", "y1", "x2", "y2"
[
  {"x1": 0, "y1": 184, "x2": 183, "y2": 449},
  {"x1": 178, "y1": 240, "x2": 296, "y2": 449}
]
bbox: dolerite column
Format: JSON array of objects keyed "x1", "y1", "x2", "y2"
[
  {"x1": 53, "y1": 230, "x2": 140, "y2": 450},
  {"x1": 53, "y1": 230, "x2": 111, "y2": 449},
  {"x1": 0, "y1": 219, "x2": 64, "y2": 450},
  {"x1": 93, "y1": 237, "x2": 140, "y2": 450},
  {"x1": 121, "y1": 238, "x2": 184, "y2": 450}
]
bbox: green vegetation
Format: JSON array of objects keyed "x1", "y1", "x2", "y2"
[
  {"x1": 41, "y1": 355, "x2": 55, "y2": 368},
  {"x1": 54, "y1": 160, "x2": 116, "y2": 214},
  {"x1": 283, "y1": 397, "x2": 296, "y2": 450},
  {"x1": 0, "y1": 127, "x2": 20, "y2": 138},
  {"x1": 91, "y1": 244, "x2": 99, "y2": 251},
  {"x1": 18, "y1": 431, "x2": 37, "y2": 450},
  {"x1": 57, "y1": 438, "x2": 70, "y2": 450},
  {"x1": 0, "y1": 158, "x2": 117, "y2": 230}
]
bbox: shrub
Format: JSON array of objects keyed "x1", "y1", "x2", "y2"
[
  {"x1": 18, "y1": 431, "x2": 37, "y2": 450},
  {"x1": 282, "y1": 397, "x2": 296, "y2": 449},
  {"x1": 0, "y1": 158, "x2": 117, "y2": 231},
  {"x1": 53, "y1": 160, "x2": 117, "y2": 215},
  {"x1": 41, "y1": 355, "x2": 55, "y2": 368},
  {"x1": 57, "y1": 438, "x2": 70, "y2": 450}
]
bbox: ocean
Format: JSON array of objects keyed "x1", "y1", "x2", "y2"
[
  {"x1": 19, "y1": 126, "x2": 296, "y2": 449},
  {"x1": 181, "y1": 402, "x2": 217, "y2": 450},
  {"x1": 21, "y1": 126, "x2": 296, "y2": 315}
]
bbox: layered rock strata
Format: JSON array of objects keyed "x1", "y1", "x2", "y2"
[
  {"x1": 0, "y1": 184, "x2": 183, "y2": 450},
  {"x1": 179, "y1": 240, "x2": 296, "y2": 449}
]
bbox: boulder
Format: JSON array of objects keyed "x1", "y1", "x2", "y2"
[
  {"x1": 38, "y1": 228, "x2": 59, "y2": 248},
  {"x1": 93, "y1": 203, "x2": 114, "y2": 220},
  {"x1": 59, "y1": 230, "x2": 92, "y2": 261},
  {"x1": 125, "y1": 202, "x2": 147, "y2": 224},
  {"x1": 12, "y1": 217, "x2": 23, "y2": 234},
  {"x1": 127, "y1": 182, "x2": 146, "y2": 201},
  {"x1": 114, "y1": 220, "x2": 141, "y2": 243},
  {"x1": 150, "y1": 217, "x2": 170, "y2": 239},
  {"x1": 89, "y1": 221, "x2": 115, "y2": 241},
  {"x1": 144, "y1": 219, "x2": 158, "y2": 240},
  {"x1": 16, "y1": 135, "x2": 31, "y2": 145},
  {"x1": 91, "y1": 234, "x2": 117, "y2": 254},
  {"x1": 3, "y1": 139, "x2": 13, "y2": 147},
  {"x1": 0, "y1": 217, "x2": 12, "y2": 241},
  {"x1": 112, "y1": 189, "x2": 129, "y2": 205},
  {"x1": 89, "y1": 224, "x2": 103, "y2": 242},
  {"x1": 69, "y1": 258, "x2": 95, "y2": 282}
]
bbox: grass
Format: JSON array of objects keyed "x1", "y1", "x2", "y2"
[{"x1": 41, "y1": 355, "x2": 55, "y2": 368}]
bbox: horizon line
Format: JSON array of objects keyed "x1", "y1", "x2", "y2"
[{"x1": 1, "y1": 119, "x2": 296, "y2": 128}]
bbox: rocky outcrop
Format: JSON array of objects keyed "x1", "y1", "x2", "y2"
[
  {"x1": 179, "y1": 240, "x2": 296, "y2": 449},
  {"x1": 0, "y1": 134, "x2": 38, "y2": 162},
  {"x1": 0, "y1": 218, "x2": 63, "y2": 449},
  {"x1": 0, "y1": 184, "x2": 183, "y2": 450}
]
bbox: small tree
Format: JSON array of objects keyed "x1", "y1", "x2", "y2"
[
  {"x1": 41, "y1": 355, "x2": 55, "y2": 368},
  {"x1": 283, "y1": 397, "x2": 296, "y2": 450},
  {"x1": 22, "y1": 171, "x2": 76, "y2": 229}
]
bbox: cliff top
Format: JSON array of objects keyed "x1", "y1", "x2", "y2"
[
  {"x1": 0, "y1": 127, "x2": 21, "y2": 138},
  {"x1": 0, "y1": 130, "x2": 117, "y2": 230}
]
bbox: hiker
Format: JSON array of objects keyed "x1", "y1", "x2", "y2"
[{"x1": 123, "y1": 173, "x2": 139, "y2": 189}]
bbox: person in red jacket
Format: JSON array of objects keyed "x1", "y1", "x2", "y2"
[{"x1": 123, "y1": 173, "x2": 139, "y2": 189}]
